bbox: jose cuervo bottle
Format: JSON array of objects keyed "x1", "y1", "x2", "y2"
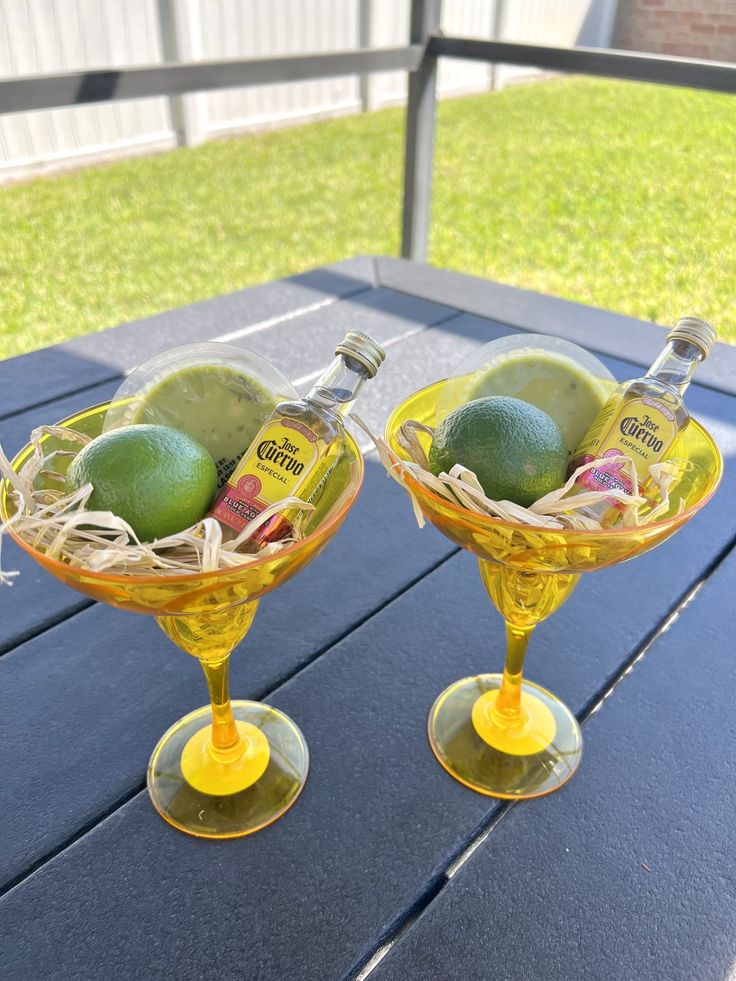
[
  {"x1": 211, "y1": 330, "x2": 385, "y2": 546},
  {"x1": 569, "y1": 316, "x2": 716, "y2": 524}
]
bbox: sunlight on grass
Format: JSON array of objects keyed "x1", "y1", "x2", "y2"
[
  {"x1": 1, "y1": 76, "x2": 734, "y2": 358},
  {"x1": 432, "y1": 78, "x2": 736, "y2": 337}
]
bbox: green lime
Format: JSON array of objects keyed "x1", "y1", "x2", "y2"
[
  {"x1": 65, "y1": 424, "x2": 217, "y2": 542},
  {"x1": 428, "y1": 396, "x2": 567, "y2": 508}
]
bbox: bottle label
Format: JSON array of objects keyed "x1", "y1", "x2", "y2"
[
  {"x1": 573, "y1": 395, "x2": 678, "y2": 506},
  {"x1": 211, "y1": 417, "x2": 319, "y2": 535}
]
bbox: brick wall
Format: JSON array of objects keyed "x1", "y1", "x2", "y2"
[{"x1": 614, "y1": 0, "x2": 736, "y2": 61}]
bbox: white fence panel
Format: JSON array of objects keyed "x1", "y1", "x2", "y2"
[
  {"x1": 498, "y1": 0, "x2": 592, "y2": 87},
  {"x1": 200, "y1": 0, "x2": 362, "y2": 138},
  {"x1": 0, "y1": 0, "x2": 174, "y2": 180},
  {"x1": 368, "y1": 0, "x2": 409, "y2": 108},
  {"x1": 0, "y1": 0, "x2": 610, "y2": 181},
  {"x1": 439, "y1": 0, "x2": 494, "y2": 96},
  {"x1": 439, "y1": 0, "x2": 596, "y2": 90}
]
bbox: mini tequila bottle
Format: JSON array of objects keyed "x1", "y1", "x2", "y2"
[
  {"x1": 569, "y1": 316, "x2": 716, "y2": 525},
  {"x1": 211, "y1": 330, "x2": 385, "y2": 546}
]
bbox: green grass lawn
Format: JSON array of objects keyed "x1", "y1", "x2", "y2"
[{"x1": 1, "y1": 76, "x2": 734, "y2": 359}]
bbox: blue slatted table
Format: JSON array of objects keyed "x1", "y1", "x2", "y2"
[{"x1": 1, "y1": 257, "x2": 734, "y2": 981}]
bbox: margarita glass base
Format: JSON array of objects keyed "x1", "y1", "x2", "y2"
[
  {"x1": 147, "y1": 700, "x2": 309, "y2": 838},
  {"x1": 428, "y1": 674, "x2": 582, "y2": 799}
]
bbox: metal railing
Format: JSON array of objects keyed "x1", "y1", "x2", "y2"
[{"x1": 1, "y1": 0, "x2": 735, "y2": 264}]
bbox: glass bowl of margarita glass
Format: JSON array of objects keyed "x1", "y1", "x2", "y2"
[{"x1": 1, "y1": 400, "x2": 364, "y2": 838}]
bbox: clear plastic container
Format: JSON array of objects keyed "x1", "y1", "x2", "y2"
[
  {"x1": 104, "y1": 342, "x2": 297, "y2": 487},
  {"x1": 437, "y1": 333, "x2": 616, "y2": 456}
]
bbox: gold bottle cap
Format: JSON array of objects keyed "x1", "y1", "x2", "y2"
[
  {"x1": 335, "y1": 330, "x2": 386, "y2": 378},
  {"x1": 667, "y1": 317, "x2": 716, "y2": 359}
]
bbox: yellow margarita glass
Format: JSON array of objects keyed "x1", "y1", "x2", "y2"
[
  {"x1": 386, "y1": 380, "x2": 722, "y2": 799},
  {"x1": 1, "y1": 401, "x2": 364, "y2": 837}
]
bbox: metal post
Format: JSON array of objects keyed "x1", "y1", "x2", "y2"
[
  {"x1": 156, "y1": 0, "x2": 205, "y2": 147},
  {"x1": 358, "y1": 0, "x2": 373, "y2": 112},
  {"x1": 490, "y1": 0, "x2": 505, "y2": 91},
  {"x1": 401, "y1": 0, "x2": 441, "y2": 262}
]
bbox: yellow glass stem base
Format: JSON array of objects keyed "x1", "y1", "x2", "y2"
[
  {"x1": 147, "y1": 700, "x2": 309, "y2": 838},
  {"x1": 471, "y1": 688, "x2": 557, "y2": 756},
  {"x1": 428, "y1": 674, "x2": 582, "y2": 799},
  {"x1": 180, "y1": 720, "x2": 270, "y2": 795}
]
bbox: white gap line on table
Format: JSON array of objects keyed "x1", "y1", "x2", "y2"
[
  {"x1": 212, "y1": 295, "x2": 339, "y2": 344},
  {"x1": 110, "y1": 295, "x2": 343, "y2": 387},
  {"x1": 354, "y1": 942, "x2": 395, "y2": 981},
  {"x1": 290, "y1": 322, "x2": 427, "y2": 390}
]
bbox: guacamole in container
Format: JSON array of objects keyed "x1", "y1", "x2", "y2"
[
  {"x1": 437, "y1": 334, "x2": 616, "y2": 457},
  {"x1": 104, "y1": 342, "x2": 296, "y2": 488}
]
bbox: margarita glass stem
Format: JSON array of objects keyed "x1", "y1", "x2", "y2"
[
  {"x1": 478, "y1": 560, "x2": 580, "y2": 731},
  {"x1": 200, "y1": 656, "x2": 239, "y2": 751},
  {"x1": 156, "y1": 600, "x2": 260, "y2": 755},
  {"x1": 492, "y1": 624, "x2": 533, "y2": 725}
]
